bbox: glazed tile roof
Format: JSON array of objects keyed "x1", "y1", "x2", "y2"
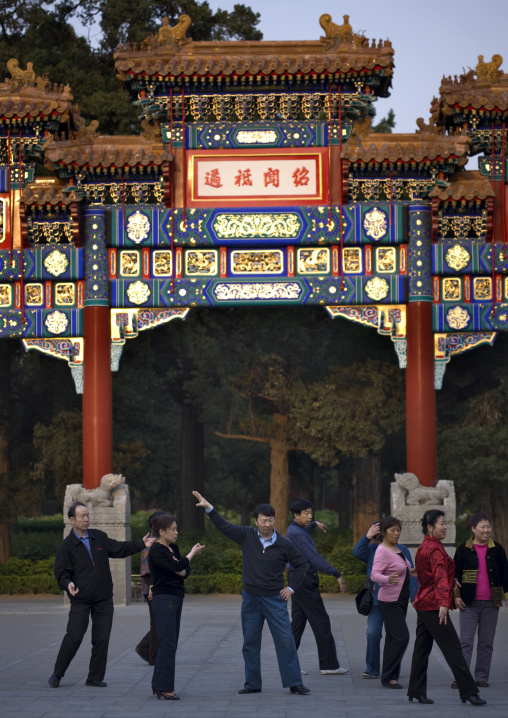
[
  {"x1": 342, "y1": 131, "x2": 471, "y2": 164},
  {"x1": 428, "y1": 170, "x2": 495, "y2": 201},
  {"x1": 114, "y1": 14, "x2": 394, "y2": 80},
  {"x1": 44, "y1": 134, "x2": 172, "y2": 170},
  {"x1": 20, "y1": 179, "x2": 81, "y2": 206}
]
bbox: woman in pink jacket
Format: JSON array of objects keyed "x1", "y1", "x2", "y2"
[{"x1": 371, "y1": 517, "x2": 416, "y2": 689}]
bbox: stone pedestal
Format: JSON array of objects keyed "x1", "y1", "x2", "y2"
[
  {"x1": 391, "y1": 479, "x2": 456, "y2": 560},
  {"x1": 62, "y1": 480, "x2": 132, "y2": 606}
]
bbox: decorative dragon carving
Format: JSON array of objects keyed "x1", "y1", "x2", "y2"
[{"x1": 476, "y1": 54, "x2": 503, "y2": 83}]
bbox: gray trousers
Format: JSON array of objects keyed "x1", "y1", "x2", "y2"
[{"x1": 459, "y1": 600, "x2": 499, "y2": 682}]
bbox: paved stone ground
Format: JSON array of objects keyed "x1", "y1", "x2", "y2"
[{"x1": 1, "y1": 593, "x2": 506, "y2": 718}]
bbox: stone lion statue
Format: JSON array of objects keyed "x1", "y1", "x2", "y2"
[
  {"x1": 67, "y1": 473, "x2": 125, "y2": 509},
  {"x1": 394, "y1": 472, "x2": 449, "y2": 506}
]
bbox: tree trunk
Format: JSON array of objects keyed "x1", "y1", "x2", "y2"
[
  {"x1": 178, "y1": 403, "x2": 205, "y2": 534},
  {"x1": 353, "y1": 453, "x2": 381, "y2": 543},
  {"x1": 269, "y1": 437, "x2": 290, "y2": 535},
  {"x1": 337, "y1": 470, "x2": 352, "y2": 531},
  {"x1": 0, "y1": 344, "x2": 11, "y2": 563},
  {"x1": 487, "y1": 485, "x2": 508, "y2": 550}
]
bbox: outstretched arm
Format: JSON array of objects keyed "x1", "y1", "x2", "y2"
[
  {"x1": 192, "y1": 490, "x2": 246, "y2": 545},
  {"x1": 192, "y1": 491, "x2": 212, "y2": 512}
]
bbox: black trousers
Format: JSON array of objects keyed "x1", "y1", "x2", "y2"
[
  {"x1": 135, "y1": 594, "x2": 159, "y2": 664},
  {"x1": 378, "y1": 599, "x2": 409, "y2": 681},
  {"x1": 289, "y1": 572, "x2": 339, "y2": 670},
  {"x1": 54, "y1": 597, "x2": 114, "y2": 682},
  {"x1": 408, "y1": 610, "x2": 478, "y2": 700}
]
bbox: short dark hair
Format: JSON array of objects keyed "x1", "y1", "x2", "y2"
[
  {"x1": 152, "y1": 514, "x2": 177, "y2": 535},
  {"x1": 380, "y1": 516, "x2": 402, "y2": 534},
  {"x1": 290, "y1": 499, "x2": 314, "y2": 516},
  {"x1": 68, "y1": 502, "x2": 87, "y2": 519},
  {"x1": 467, "y1": 512, "x2": 490, "y2": 529},
  {"x1": 253, "y1": 503, "x2": 275, "y2": 519},
  {"x1": 421, "y1": 509, "x2": 445, "y2": 535}
]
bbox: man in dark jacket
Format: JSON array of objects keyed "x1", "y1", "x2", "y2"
[
  {"x1": 48, "y1": 502, "x2": 155, "y2": 688},
  {"x1": 192, "y1": 490, "x2": 310, "y2": 695}
]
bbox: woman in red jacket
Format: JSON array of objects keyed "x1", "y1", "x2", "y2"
[{"x1": 407, "y1": 510, "x2": 486, "y2": 706}]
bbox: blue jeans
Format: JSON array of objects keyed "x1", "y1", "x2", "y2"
[
  {"x1": 151, "y1": 594, "x2": 183, "y2": 692},
  {"x1": 241, "y1": 591, "x2": 302, "y2": 689},
  {"x1": 365, "y1": 604, "x2": 384, "y2": 675}
]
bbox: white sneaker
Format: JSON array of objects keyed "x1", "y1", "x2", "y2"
[
  {"x1": 320, "y1": 668, "x2": 349, "y2": 675},
  {"x1": 301, "y1": 670, "x2": 308, "y2": 675}
]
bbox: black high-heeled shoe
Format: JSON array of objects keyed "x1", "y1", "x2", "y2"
[
  {"x1": 462, "y1": 694, "x2": 487, "y2": 706},
  {"x1": 409, "y1": 696, "x2": 434, "y2": 704},
  {"x1": 156, "y1": 690, "x2": 180, "y2": 700},
  {"x1": 151, "y1": 685, "x2": 156, "y2": 695}
]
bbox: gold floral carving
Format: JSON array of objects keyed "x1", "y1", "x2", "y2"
[
  {"x1": 44, "y1": 249, "x2": 69, "y2": 277},
  {"x1": 365, "y1": 277, "x2": 390, "y2": 301},
  {"x1": 236, "y1": 130, "x2": 278, "y2": 144},
  {"x1": 25, "y1": 284, "x2": 43, "y2": 305},
  {"x1": 376, "y1": 248, "x2": 396, "y2": 273},
  {"x1": 126, "y1": 281, "x2": 151, "y2": 305},
  {"x1": 186, "y1": 251, "x2": 217, "y2": 275},
  {"x1": 213, "y1": 213, "x2": 301, "y2": 239},
  {"x1": 445, "y1": 245, "x2": 471, "y2": 271},
  {"x1": 120, "y1": 251, "x2": 140, "y2": 276},
  {"x1": 44, "y1": 310, "x2": 69, "y2": 335},
  {"x1": 474, "y1": 278, "x2": 492, "y2": 300},
  {"x1": 0, "y1": 285, "x2": 11, "y2": 306},
  {"x1": 213, "y1": 282, "x2": 301, "y2": 301},
  {"x1": 153, "y1": 251, "x2": 172, "y2": 276},
  {"x1": 446, "y1": 306, "x2": 470, "y2": 330},
  {"x1": 443, "y1": 278, "x2": 461, "y2": 301},
  {"x1": 232, "y1": 251, "x2": 283, "y2": 274},
  {"x1": 363, "y1": 207, "x2": 388, "y2": 241},
  {"x1": 298, "y1": 249, "x2": 329, "y2": 274},
  {"x1": 343, "y1": 248, "x2": 362, "y2": 273},
  {"x1": 55, "y1": 284, "x2": 75, "y2": 305},
  {"x1": 126, "y1": 211, "x2": 151, "y2": 244}
]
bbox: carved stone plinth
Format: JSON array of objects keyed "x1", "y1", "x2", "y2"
[
  {"x1": 391, "y1": 476, "x2": 456, "y2": 560},
  {"x1": 62, "y1": 478, "x2": 132, "y2": 606}
]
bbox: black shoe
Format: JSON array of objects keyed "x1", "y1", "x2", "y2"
[
  {"x1": 290, "y1": 684, "x2": 310, "y2": 694},
  {"x1": 476, "y1": 681, "x2": 489, "y2": 688},
  {"x1": 85, "y1": 679, "x2": 107, "y2": 687},
  {"x1": 451, "y1": 681, "x2": 458, "y2": 689},
  {"x1": 238, "y1": 687, "x2": 261, "y2": 694},
  {"x1": 462, "y1": 694, "x2": 487, "y2": 706},
  {"x1": 381, "y1": 679, "x2": 402, "y2": 689},
  {"x1": 48, "y1": 673, "x2": 61, "y2": 688},
  {"x1": 409, "y1": 696, "x2": 434, "y2": 704}
]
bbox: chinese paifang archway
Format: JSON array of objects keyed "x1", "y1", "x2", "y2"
[{"x1": 0, "y1": 15, "x2": 507, "y2": 496}]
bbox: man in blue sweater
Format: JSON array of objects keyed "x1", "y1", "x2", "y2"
[
  {"x1": 193, "y1": 491, "x2": 310, "y2": 695},
  {"x1": 287, "y1": 499, "x2": 349, "y2": 676}
]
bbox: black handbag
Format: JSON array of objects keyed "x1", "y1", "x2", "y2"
[{"x1": 355, "y1": 582, "x2": 374, "y2": 616}]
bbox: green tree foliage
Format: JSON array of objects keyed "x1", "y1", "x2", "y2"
[
  {"x1": 372, "y1": 108, "x2": 395, "y2": 133},
  {"x1": 0, "y1": 1, "x2": 262, "y2": 135},
  {"x1": 437, "y1": 335, "x2": 508, "y2": 548}
]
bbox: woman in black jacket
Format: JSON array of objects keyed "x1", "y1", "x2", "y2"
[
  {"x1": 453, "y1": 512, "x2": 508, "y2": 689},
  {"x1": 148, "y1": 513, "x2": 204, "y2": 700}
]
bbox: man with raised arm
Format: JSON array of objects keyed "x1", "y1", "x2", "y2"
[
  {"x1": 192, "y1": 490, "x2": 310, "y2": 695},
  {"x1": 48, "y1": 502, "x2": 156, "y2": 689},
  {"x1": 287, "y1": 499, "x2": 349, "y2": 676}
]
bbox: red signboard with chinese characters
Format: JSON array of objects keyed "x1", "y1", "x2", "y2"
[{"x1": 187, "y1": 148, "x2": 327, "y2": 207}]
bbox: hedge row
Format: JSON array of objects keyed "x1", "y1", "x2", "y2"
[{"x1": 0, "y1": 572, "x2": 367, "y2": 596}]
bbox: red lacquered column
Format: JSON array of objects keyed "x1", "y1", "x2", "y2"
[
  {"x1": 82, "y1": 209, "x2": 112, "y2": 489},
  {"x1": 406, "y1": 206, "x2": 436, "y2": 487}
]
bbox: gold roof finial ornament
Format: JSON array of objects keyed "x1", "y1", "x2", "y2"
[
  {"x1": 476, "y1": 54, "x2": 503, "y2": 83},
  {"x1": 158, "y1": 15, "x2": 192, "y2": 48},
  {"x1": 6, "y1": 59, "x2": 36, "y2": 89},
  {"x1": 319, "y1": 13, "x2": 368, "y2": 50}
]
